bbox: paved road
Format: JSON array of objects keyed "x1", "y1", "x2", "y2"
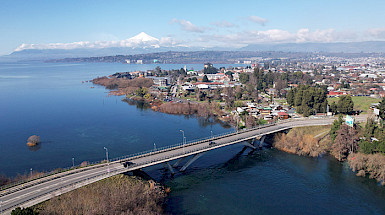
[{"x1": 0, "y1": 116, "x2": 366, "y2": 214}]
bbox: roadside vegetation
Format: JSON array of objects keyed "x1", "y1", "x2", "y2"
[
  {"x1": 273, "y1": 125, "x2": 331, "y2": 157},
  {"x1": 12, "y1": 174, "x2": 168, "y2": 215}
]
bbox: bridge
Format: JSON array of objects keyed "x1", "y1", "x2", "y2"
[{"x1": 0, "y1": 116, "x2": 365, "y2": 214}]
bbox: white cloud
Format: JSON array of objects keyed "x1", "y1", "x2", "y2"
[
  {"x1": 170, "y1": 19, "x2": 206, "y2": 33},
  {"x1": 211, "y1": 20, "x2": 237, "y2": 28},
  {"x1": 196, "y1": 28, "x2": 359, "y2": 47},
  {"x1": 14, "y1": 32, "x2": 180, "y2": 51},
  {"x1": 366, "y1": 28, "x2": 385, "y2": 39},
  {"x1": 14, "y1": 28, "x2": 364, "y2": 52},
  {"x1": 248, "y1": 16, "x2": 268, "y2": 26}
]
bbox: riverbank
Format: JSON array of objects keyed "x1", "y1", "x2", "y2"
[
  {"x1": 14, "y1": 174, "x2": 168, "y2": 214},
  {"x1": 348, "y1": 152, "x2": 385, "y2": 186},
  {"x1": 273, "y1": 125, "x2": 331, "y2": 157},
  {"x1": 273, "y1": 125, "x2": 385, "y2": 186}
]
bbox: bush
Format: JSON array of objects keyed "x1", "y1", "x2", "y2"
[
  {"x1": 36, "y1": 175, "x2": 167, "y2": 214},
  {"x1": 27, "y1": 135, "x2": 40, "y2": 146},
  {"x1": 348, "y1": 153, "x2": 385, "y2": 186}
]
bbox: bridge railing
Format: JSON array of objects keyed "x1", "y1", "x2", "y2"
[
  {"x1": 113, "y1": 116, "x2": 337, "y2": 163},
  {"x1": 111, "y1": 122, "x2": 280, "y2": 163},
  {"x1": 126, "y1": 127, "x2": 268, "y2": 169}
]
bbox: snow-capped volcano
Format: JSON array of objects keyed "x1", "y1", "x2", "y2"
[
  {"x1": 119, "y1": 32, "x2": 160, "y2": 48},
  {"x1": 14, "y1": 32, "x2": 164, "y2": 51},
  {"x1": 129, "y1": 32, "x2": 160, "y2": 42}
]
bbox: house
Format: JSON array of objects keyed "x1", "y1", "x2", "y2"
[
  {"x1": 260, "y1": 107, "x2": 272, "y2": 115},
  {"x1": 150, "y1": 77, "x2": 169, "y2": 86},
  {"x1": 278, "y1": 112, "x2": 289, "y2": 120},
  {"x1": 327, "y1": 91, "x2": 346, "y2": 97}
]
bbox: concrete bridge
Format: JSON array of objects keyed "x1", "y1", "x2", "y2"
[{"x1": 0, "y1": 116, "x2": 366, "y2": 214}]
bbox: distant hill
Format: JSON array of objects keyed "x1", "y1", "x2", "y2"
[{"x1": 2, "y1": 39, "x2": 385, "y2": 63}]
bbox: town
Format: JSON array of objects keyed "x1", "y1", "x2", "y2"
[{"x1": 94, "y1": 53, "x2": 385, "y2": 129}]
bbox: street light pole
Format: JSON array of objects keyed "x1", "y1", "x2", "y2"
[
  {"x1": 211, "y1": 130, "x2": 213, "y2": 139},
  {"x1": 103, "y1": 147, "x2": 109, "y2": 165},
  {"x1": 180, "y1": 130, "x2": 185, "y2": 153},
  {"x1": 104, "y1": 147, "x2": 110, "y2": 173},
  {"x1": 104, "y1": 147, "x2": 109, "y2": 164},
  {"x1": 154, "y1": 142, "x2": 156, "y2": 151},
  {"x1": 72, "y1": 157, "x2": 75, "y2": 168},
  {"x1": 30, "y1": 168, "x2": 32, "y2": 179}
]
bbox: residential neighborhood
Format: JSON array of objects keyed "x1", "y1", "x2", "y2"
[{"x1": 107, "y1": 54, "x2": 385, "y2": 128}]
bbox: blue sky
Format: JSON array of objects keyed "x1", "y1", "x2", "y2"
[{"x1": 1, "y1": 0, "x2": 385, "y2": 55}]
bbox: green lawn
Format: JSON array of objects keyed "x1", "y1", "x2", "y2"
[{"x1": 327, "y1": 96, "x2": 380, "y2": 112}]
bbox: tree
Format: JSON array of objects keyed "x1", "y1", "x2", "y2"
[
  {"x1": 286, "y1": 85, "x2": 328, "y2": 116},
  {"x1": 239, "y1": 73, "x2": 249, "y2": 84},
  {"x1": 378, "y1": 97, "x2": 385, "y2": 121},
  {"x1": 332, "y1": 124, "x2": 359, "y2": 161},
  {"x1": 329, "y1": 101, "x2": 337, "y2": 114},
  {"x1": 202, "y1": 75, "x2": 209, "y2": 82},
  {"x1": 155, "y1": 66, "x2": 161, "y2": 73},
  {"x1": 143, "y1": 93, "x2": 151, "y2": 100},
  {"x1": 330, "y1": 114, "x2": 343, "y2": 142},
  {"x1": 364, "y1": 116, "x2": 376, "y2": 139},
  {"x1": 337, "y1": 95, "x2": 354, "y2": 114},
  {"x1": 286, "y1": 90, "x2": 294, "y2": 106},
  {"x1": 225, "y1": 71, "x2": 233, "y2": 81},
  {"x1": 235, "y1": 86, "x2": 243, "y2": 100},
  {"x1": 223, "y1": 87, "x2": 234, "y2": 109},
  {"x1": 203, "y1": 64, "x2": 218, "y2": 74},
  {"x1": 359, "y1": 139, "x2": 376, "y2": 154},
  {"x1": 136, "y1": 87, "x2": 147, "y2": 98}
]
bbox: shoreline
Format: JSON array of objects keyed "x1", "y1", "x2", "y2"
[{"x1": 272, "y1": 125, "x2": 385, "y2": 186}]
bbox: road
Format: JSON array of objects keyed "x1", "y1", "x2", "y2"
[{"x1": 0, "y1": 115, "x2": 367, "y2": 214}]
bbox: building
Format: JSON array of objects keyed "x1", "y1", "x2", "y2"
[
  {"x1": 150, "y1": 77, "x2": 169, "y2": 86},
  {"x1": 278, "y1": 112, "x2": 289, "y2": 120}
]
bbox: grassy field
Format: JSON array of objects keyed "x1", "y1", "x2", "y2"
[{"x1": 327, "y1": 96, "x2": 380, "y2": 113}]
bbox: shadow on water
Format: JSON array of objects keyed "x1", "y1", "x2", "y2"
[
  {"x1": 122, "y1": 98, "x2": 151, "y2": 110},
  {"x1": 122, "y1": 98, "x2": 233, "y2": 129},
  {"x1": 27, "y1": 141, "x2": 54, "y2": 152},
  {"x1": 161, "y1": 147, "x2": 270, "y2": 192},
  {"x1": 27, "y1": 144, "x2": 41, "y2": 151}
]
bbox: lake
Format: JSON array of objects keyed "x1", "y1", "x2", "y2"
[{"x1": 1, "y1": 62, "x2": 384, "y2": 214}]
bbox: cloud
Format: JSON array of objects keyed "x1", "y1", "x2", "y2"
[
  {"x1": 14, "y1": 32, "x2": 174, "y2": 51},
  {"x1": 248, "y1": 16, "x2": 268, "y2": 26},
  {"x1": 170, "y1": 19, "x2": 206, "y2": 33},
  {"x1": 196, "y1": 28, "x2": 358, "y2": 47},
  {"x1": 366, "y1": 28, "x2": 385, "y2": 39},
  {"x1": 211, "y1": 20, "x2": 237, "y2": 28}
]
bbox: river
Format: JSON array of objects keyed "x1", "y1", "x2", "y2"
[{"x1": 0, "y1": 62, "x2": 384, "y2": 214}]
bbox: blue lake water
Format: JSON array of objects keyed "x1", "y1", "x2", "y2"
[{"x1": 1, "y1": 62, "x2": 384, "y2": 214}]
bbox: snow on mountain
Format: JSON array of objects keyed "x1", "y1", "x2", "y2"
[
  {"x1": 129, "y1": 32, "x2": 159, "y2": 42},
  {"x1": 119, "y1": 32, "x2": 161, "y2": 48}
]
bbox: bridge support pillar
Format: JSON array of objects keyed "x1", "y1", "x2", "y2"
[
  {"x1": 259, "y1": 135, "x2": 266, "y2": 147},
  {"x1": 173, "y1": 157, "x2": 186, "y2": 167},
  {"x1": 239, "y1": 141, "x2": 257, "y2": 150},
  {"x1": 163, "y1": 162, "x2": 175, "y2": 175},
  {"x1": 180, "y1": 152, "x2": 206, "y2": 172}
]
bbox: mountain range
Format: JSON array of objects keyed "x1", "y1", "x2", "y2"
[{"x1": 2, "y1": 32, "x2": 385, "y2": 62}]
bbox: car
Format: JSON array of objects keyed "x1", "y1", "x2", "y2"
[
  {"x1": 209, "y1": 141, "x2": 216, "y2": 146},
  {"x1": 122, "y1": 161, "x2": 134, "y2": 168}
]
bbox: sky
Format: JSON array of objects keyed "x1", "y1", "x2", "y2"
[{"x1": 1, "y1": 0, "x2": 385, "y2": 55}]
